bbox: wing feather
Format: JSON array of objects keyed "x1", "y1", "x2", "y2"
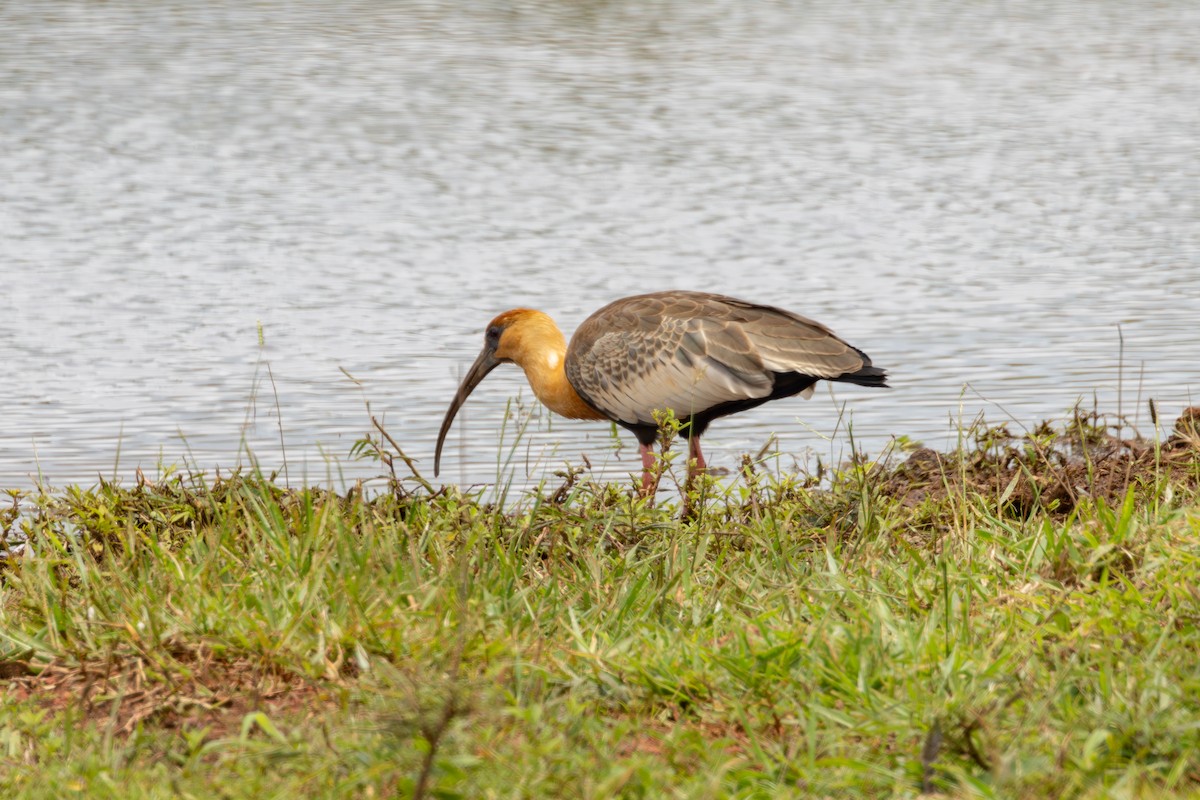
[{"x1": 565, "y1": 291, "x2": 868, "y2": 425}]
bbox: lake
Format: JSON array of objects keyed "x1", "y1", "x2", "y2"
[{"x1": 2, "y1": 0, "x2": 1197, "y2": 493}]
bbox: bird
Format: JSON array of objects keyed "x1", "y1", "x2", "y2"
[{"x1": 434, "y1": 290, "x2": 887, "y2": 495}]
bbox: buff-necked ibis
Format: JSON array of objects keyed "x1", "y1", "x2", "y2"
[{"x1": 434, "y1": 290, "x2": 887, "y2": 494}]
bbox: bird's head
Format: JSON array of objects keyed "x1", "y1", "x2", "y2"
[
  {"x1": 485, "y1": 308, "x2": 560, "y2": 364},
  {"x1": 434, "y1": 308, "x2": 562, "y2": 477}
]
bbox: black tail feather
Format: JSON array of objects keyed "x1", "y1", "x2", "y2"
[{"x1": 836, "y1": 365, "x2": 888, "y2": 388}]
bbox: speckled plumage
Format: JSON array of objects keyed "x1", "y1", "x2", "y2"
[{"x1": 564, "y1": 291, "x2": 886, "y2": 445}]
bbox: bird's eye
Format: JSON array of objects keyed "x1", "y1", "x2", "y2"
[{"x1": 485, "y1": 325, "x2": 502, "y2": 343}]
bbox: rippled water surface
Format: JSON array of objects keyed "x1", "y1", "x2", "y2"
[{"x1": 2, "y1": 1, "x2": 1198, "y2": 491}]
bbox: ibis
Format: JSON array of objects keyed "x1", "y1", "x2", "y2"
[{"x1": 434, "y1": 290, "x2": 887, "y2": 494}]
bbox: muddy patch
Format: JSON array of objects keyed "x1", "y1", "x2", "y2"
[
  {"x1": 880, "y1": 408, "x2": 1200, "y2": 516},
  {"x1": 3, "y1": 643, "x2": 346, "y2": 739}
]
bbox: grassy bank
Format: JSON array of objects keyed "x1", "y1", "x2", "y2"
[{"x1": 2, "y1": 412, "x2": 1200, "y2": 798}]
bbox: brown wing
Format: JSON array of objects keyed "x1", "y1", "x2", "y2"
[{"x1": 564, "y1": 291, "x2": 869, "y2": 427}]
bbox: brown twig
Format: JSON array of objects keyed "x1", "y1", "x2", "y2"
[
  {"x1": 372, "y1": 415, "x2": 436, "y2": 494},
  {"x1": 920, "y1": 721, "x2": 943, "y2": 793}
]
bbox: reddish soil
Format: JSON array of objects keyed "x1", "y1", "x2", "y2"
[
  {"x1": 3, "y1": 643, "x2": 345, "y2": 739},
  {"x1": 880, "y1": 408, "x2": 1200, "y2": 517}
]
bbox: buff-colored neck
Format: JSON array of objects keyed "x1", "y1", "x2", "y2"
[
  {"x1": 521, "y1": 345, "x2": 606, "y2": 420},
  {"x1": 493, "y1": 310, "x2": 607, "y2": 421}
]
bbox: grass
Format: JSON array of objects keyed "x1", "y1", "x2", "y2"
[{"x1": 2, "y1": 411, "x2": 1200, "y2": 799}]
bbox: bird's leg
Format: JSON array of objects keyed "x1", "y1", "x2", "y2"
[
  {"x1": 681, "y1": 436, "x2": 707, "y2": 502},
  {"x1": 680, "y1": 436, "x2": 709, "y2": 522},
  {"x1": 687, "y1": 436, "x2": 707, "y2": 474},
  {"x1": 639, "y1": 442, "x2": 658, "y2": 497}
]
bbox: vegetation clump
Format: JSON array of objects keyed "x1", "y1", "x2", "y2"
[
  {"x1": 883, "y1": 408, "x2": 1200, "y2": 518},
  {"x1": 1, "y1": 410, "x2": 1199, "y2": 798}
]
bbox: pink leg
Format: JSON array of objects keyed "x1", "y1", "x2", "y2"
[
  {"x1": 688, "y1": 436, "x2": 707, "y2": 473},
  {"x1": 639, "y1": 442, "x2": 657, "y2": 496},
  {"x1": 681, "y1": 436, "x2": 709, "y2": 518}
]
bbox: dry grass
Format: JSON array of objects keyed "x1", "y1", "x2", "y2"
[{"x1": 6, "y1": 645, "x2": 340, "y2": 739}]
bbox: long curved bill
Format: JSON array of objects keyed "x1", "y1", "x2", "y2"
[{"x1": 434, "y1": 345, "x2": 501, "y2": 476}]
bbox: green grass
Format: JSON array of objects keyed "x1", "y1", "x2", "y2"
[{"x1": 2, "y1": 419, "x2": 1200, "y2": 799}]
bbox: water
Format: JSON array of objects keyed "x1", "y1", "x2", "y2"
[{"x1": 2, "y1": 1, "x2": 1198, "y2": 492}]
